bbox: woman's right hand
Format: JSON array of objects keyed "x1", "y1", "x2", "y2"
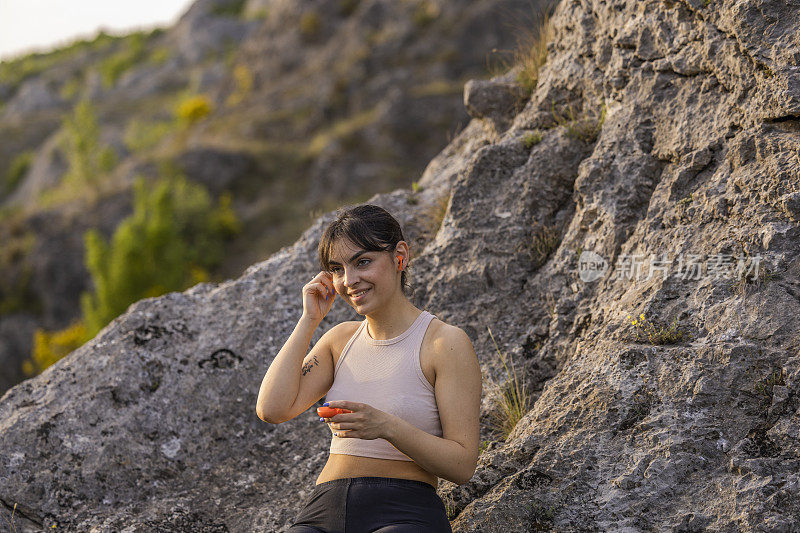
[{"x1": 302, "y1": 271, "x2": 335, "y2": 324}]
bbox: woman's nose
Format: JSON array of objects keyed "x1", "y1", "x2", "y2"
[{"x1": 343, "y1": 269, "x2": 359, "y2": 287}]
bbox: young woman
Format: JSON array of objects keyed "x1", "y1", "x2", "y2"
[{"x1": 256, "y1": 204, "x2": 482, "y2": 532}]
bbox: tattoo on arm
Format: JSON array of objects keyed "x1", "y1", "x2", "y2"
[{"x1": 301, "y1": 355, "x2": 319, "y2": 376}]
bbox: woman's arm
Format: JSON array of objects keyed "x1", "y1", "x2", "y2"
[
  {"x1": 257, "y1": 271, "x2": 335, "y2": 423},
  {"x1": 384, "y1": 326, "x2": 482, "y2": 485},
  {"x1": 256, "y1": 316, "x2": 320, "y2": 422}
]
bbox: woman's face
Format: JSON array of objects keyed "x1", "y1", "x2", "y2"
[{"x1": 327, "y1": 238, "x2": 397, "y2": 311}]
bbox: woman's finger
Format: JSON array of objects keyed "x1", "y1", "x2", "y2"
[
  {"x1": 310, "y1": 273, "x2": 333, "y2": 292},
  {"x1": 309, "y1": 282, "x2": 330, "y2": 298}
]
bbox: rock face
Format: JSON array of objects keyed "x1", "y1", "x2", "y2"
[
  {"x1": 0, "y1": 0, "x2": 540, "y2": 397},
  {"x1": 2, "y1": 0, "x2": 800, "y2": 531}
]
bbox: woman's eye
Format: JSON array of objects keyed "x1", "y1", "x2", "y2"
[{"x1": 329, "y1": 259, "x2": 368, "y2": 272}]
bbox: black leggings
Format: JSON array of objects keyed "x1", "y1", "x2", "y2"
[{"x1": 286, "y1": 476, "x2": 453, "y2": 532}]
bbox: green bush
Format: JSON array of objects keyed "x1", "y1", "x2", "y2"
[
  {"x1": 245, "y1": 9, "x2": 269, "y2": 21},
  {"x1": 521, "y1": 130, "x2": 542, "y2": 149},
  {"x1": 0, "y1": 31, "x2": 117, "y2": 88},
  {"x1": 80, "y1": 169, "x2": 241, "y2": 337},
  {"x1": 211, "y1": 0, "x2": 247, "y2": 17},
  {"x1": 124, "y1": 118, "x2": 174, "y2": 153},
  {"x1": 97, "y1": 32, "x2": 148, "y2": 88},
  {"x1": 26, "y1": 320, "x2": 88, "y2": 377},
  {"x1": 59, "y1": 75, "x2": 83, "y2": 100},
  {"x1": 40, "y1": 100, "x2": 117, "y2": 207},
  {"x1": 148, "y1": 46, "x2": 171, "y2": 65},
  {"x1": 2, "y1": 150, "x2": 34, "y2": 195}
]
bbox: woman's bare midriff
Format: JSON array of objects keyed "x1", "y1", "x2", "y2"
[
  {"x1": 315, "y1": 454, "x2": 439, "y2": 489},
  {"x1": 317, "y1": 318, "x2": 441, "y2": 490}
]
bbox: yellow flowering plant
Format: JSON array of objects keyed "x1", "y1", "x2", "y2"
[{"x1": 627, "y1": 312, "x2": 685, "y2": 345}]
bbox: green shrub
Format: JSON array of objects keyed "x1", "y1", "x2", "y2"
[
  {"x1": 123, "y1": 118, "x2": 174, "y2": 153},
  {"x1": 79, "y1": 169, "x2": 241, "y2": 338},
  {"x1": 25, "y1": 320, "x2": 89, "y2": 376},
  {"x1": 69, "y1": 104, "x2": 115, "y2": 169},
  {"x1": 245, "y1": 9, "x2": 269, "y2": 21},
  {"x1": 0, "y1": 31, "x2": 117, "y2": 89},
  {"x1": 148, "y1": 46, "x2": 170, "y2": 65},
  {"x1": 59, "y1": 75, "x2": 83, "y2": 100},
  {"x1": 211, "y1": 0, "x2": 247, "y2": 17},
  {"x1": 39, "y1": 100, "x2": 117, "y2": 208},
  {"x1": 521, "y1": 130, "x2": 542, "y2": 149},
  {"x1": 98, "y1": 32, "x2": 149, "y2": 88},
  {"x1": 2, "y1": 150, "x2": 34, "y2": 195}
]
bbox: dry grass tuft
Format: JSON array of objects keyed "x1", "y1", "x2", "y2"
[
  {"x1": 485, "y1": 327, "x2": 532, "y2": 441},
  {"x1": 551, "y1": 99, "x2": 607, "y2": 143},
  {"x1": 486, "y1": 7, "x2": 555, "y2": 97}
]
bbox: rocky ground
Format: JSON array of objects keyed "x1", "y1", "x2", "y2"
[{"x1": 1, "y1": 0, "x2": 799, "y2": 531}]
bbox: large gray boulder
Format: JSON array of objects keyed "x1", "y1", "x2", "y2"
[{"x1": 2, "y1": 0, "x2": 800, "y2": 531}]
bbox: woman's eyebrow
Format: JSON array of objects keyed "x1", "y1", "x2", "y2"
[{"x1": 329, "y1": 250, "x2": 368, "y2": 266}]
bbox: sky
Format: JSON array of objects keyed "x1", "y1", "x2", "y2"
[{"x1": 0, "y1": 0, "x2": 196, "y2": 61}]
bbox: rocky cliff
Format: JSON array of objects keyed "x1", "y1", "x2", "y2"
[
  {"x1": 2, "y1": 0, "x2": 800, "y2": 531},
  {"x1": 0, "y1": 0, "x2": 539, "y2": 397}
]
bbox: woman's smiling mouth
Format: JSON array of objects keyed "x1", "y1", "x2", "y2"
[{"x1": 350, "y1": 288, "x2": 370, "y2": 303}]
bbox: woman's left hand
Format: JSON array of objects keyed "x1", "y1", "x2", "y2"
[{"x1": 321, "y1": 401, "x2": 394, "y2": 440}]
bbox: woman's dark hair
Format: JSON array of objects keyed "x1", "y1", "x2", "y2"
[{"x1": 318, "y1": 204, "x2": 411, "y2": 295}]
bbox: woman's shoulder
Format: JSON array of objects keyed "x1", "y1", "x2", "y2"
[
  {"x1": 329, "y1": 319, "x2": 363, "y2": 344},
  {"x1": 325, "y1": 320, "x2": 364, "y2": 364},
  {"x1": 423, "y1": 316, "x2": 476, "y2": 377},
  {"x1": 426, "y1": 315, "x2": 471, "y2": 349}
]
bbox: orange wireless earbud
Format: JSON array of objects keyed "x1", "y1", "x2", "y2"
[{"x1": 397, "y1": 255, "x2": 403, "y2": 270}]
